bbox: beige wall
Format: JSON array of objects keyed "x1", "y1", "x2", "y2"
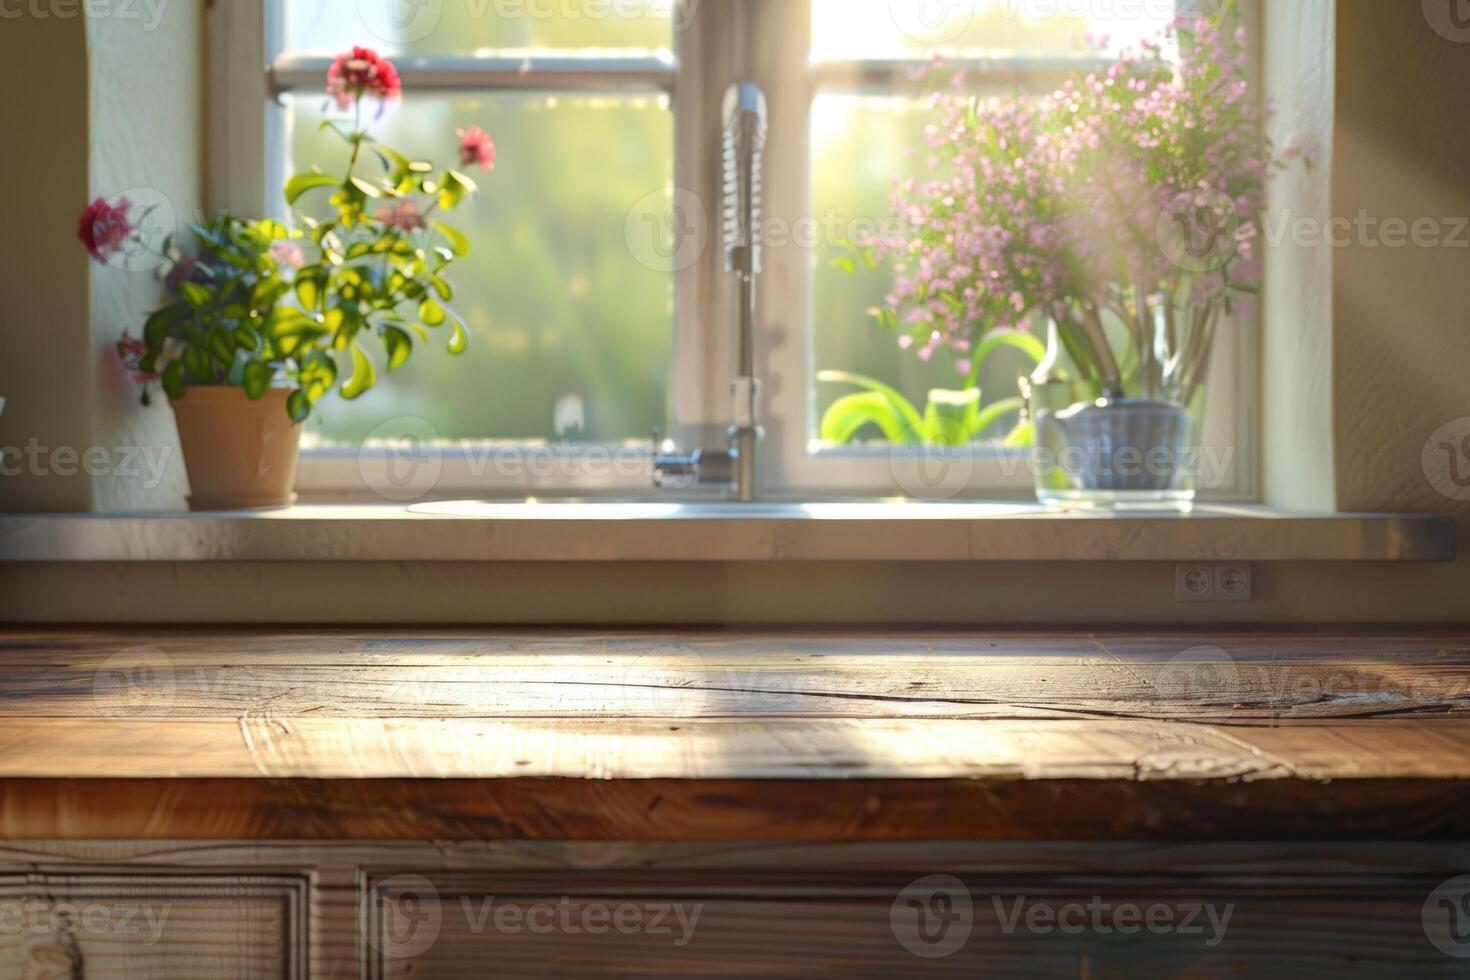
[
  {"x1": 0, "y1": 16, "x2": 93, "y2": 512},
  {"x1": 1333, "y1": 0, "x2": 1470, "y2": 519},
  {"x1": 0, "y1": 5, "x2": 199, "y2": 515},
  {"x1": 87, "y1": 5, "x2": 199, "y2": 511}
]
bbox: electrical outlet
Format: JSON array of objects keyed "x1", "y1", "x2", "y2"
[
  {"x1": 1214, "y1": 563, "x2": 1253, "y2": 601},
  {"x1": 1176, "y1": 564, "x2": 1217, "y2": 602},
  {"x1": 1176, "y1": 563, "x2": 1253, "y2": 602}
]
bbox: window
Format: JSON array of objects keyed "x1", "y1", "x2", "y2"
[{"x1": 212, "y1": 0, "x2": 1257, "y2": 500}]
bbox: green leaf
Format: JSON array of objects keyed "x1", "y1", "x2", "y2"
[
  {"x1": 382, "y1": 325, "x2": 413, "y2": 370},
  {"x1": 967, "y1": 330, "x2": 1049, "y2": 386},
  {"x1": 233, "y1": 326, "x2": 262, "y2": 352},
  {"x1": 268, "y1": 309, "x2": 329, "y2": 358},
  {"x1": 447, "y1": 316, "x2": 469, "y2": 355},
  {"x1": 816, "y1": 370, "x2": 925, "y2": 435},
  {"x1": 922, "y1": 388, "x2": 982, "y2": 447},
  {"x1": 819, "y1": 393, "x2": 910, "y2": 445},
  {"x1": 418, "y1": 298, "x2": 446, "y2": 327},
  {"x1": 209, "y1": 328, "x2": 236, "y2": 368},
  {"x1": 430, "y1": 221, "x2": 470, "y2": 258},
  {"x1": 437, "y1": 170, "x2": 477, "y2": 211},
  {"x1": 284, "y1": 172, "x2": 341, "y2": 205},
  {"x1": 183, "y1": 343, "x2": 213, "y2": 380},
  {"x1": 968, "y1": 397, "x2": 1026, "y2": 441},
  {"x1": 349, "y1": 176, "x2": 383, "y2": 199},
  {"x1": 161, "y1": 360, "x2": 186, "y2": 401},
  {"x1": 295, "y1": 268, "x2": 327, "y2": 311},
  {"x1": 340, "y1": 343, "x2": 376, "y2": 400},
  {"x1": 243, "y1": 360, "x2": 273, "y2": 400},
  {"x1": 178, "y1": 281, "x2": 213, "y2": 309},
  {"x1": 250, "y1": 276, "x2": 289, "y2": 313},
  {"x1": 142, "y1": 305, "x2": 178, "y2": 350},
  {"x1": 297, "y1": 351, "x2": 338, "y2": 402},
  {"x1": 286, "y1": 390, "x2": 311, "y2": 423}
]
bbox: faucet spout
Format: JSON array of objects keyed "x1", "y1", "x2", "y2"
[
  {"x1": 723, "y1": 82, "x2": 767, "y2": 502},
  {"x1": 652, "y1": 82, "x2": 768, "y2": 501}
]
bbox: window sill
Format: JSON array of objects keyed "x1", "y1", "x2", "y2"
[{"x1": 0, "y1": 502, "x2": 1453, "y2": 563}]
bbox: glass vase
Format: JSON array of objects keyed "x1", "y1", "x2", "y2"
[{"x1": 1023, "y1": 309, "x2": 1211, "y2": 513}]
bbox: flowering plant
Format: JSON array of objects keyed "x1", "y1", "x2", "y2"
[
  {"x1": 283, "y1": 46, "x2": 492, "y2": 418},
  {"x1": 84, "y1": 200, "x2": 329, "y2": 411},
  {"x1": 86, "y1": 46, "x2": 494, "y2": 423},
  {"x1": 868, "y1": 3, "x2": 1293, "y2": 408}
]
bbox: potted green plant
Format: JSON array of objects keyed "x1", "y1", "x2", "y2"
[{"x1": 82, "y1": 46, "x2": 493, "y2": 510}]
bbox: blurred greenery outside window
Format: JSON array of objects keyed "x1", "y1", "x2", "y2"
[{"x1": 263, "y1": 1, "x2": 1250, "y2": 498}]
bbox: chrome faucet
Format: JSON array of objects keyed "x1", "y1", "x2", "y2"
[{"x1": 654, "y1": 82, "x2": 767, "y2": 501}]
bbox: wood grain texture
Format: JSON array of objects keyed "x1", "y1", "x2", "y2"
[{"x1": 0, "y1": 629, "x2": 1467, "y2": 841}]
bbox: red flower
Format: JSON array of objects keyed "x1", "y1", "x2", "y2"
[
  {"x1": 116, "y1": 329, "x2": 157, "y2": 383},
  {"x1": 457, "y1": 126, "x2": 496, "y2": 173},
  {"x1": 327, "y1": 46, "x2": 402, "y2": 111},
  {"x1": 78, "y1": 196, "x2": 133, "y2": 262},
  {"x1": 376, "y1": 199, "x2": 427, "y2": 233}
]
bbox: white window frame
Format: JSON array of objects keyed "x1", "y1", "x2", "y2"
[{"x1": 208, "y1": 0, "x2": 1258, "y2": 501}]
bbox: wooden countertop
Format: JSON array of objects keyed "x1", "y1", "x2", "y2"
[{"x1": 1, "y1": 628, "x2": 1468, "y2": 840}]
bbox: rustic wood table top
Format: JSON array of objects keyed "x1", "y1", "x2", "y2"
[{"x1": 1, "y1": 628, "x2": 1467, "y2": 841}]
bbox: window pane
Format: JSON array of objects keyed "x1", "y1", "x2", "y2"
[
  {"x1": 812, "y1": 0, "x2": 1176, "y2": 60},
  {"x1": 811, "y1": 94, "x2": 1036, "y2": 446},
  {"x1": 284, "y1": 92, "x2": 673, "y2": 444},
  {"x1": 283, "y1": 0, "x2": 674, "y2": 57}
]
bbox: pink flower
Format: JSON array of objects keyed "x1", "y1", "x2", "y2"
[
  {"x1": 326, "y1": 47, "x2": 402, "y2": 112},
  {"x1": 457, "y1": 125, "x2": 496, "y2": 173},
  {"x1": 376, "y1": 199, "x2": 426, "y2": 233},
  {"x1": 115, "y1": 330, "x2": 156, "y2": 383},
  {"x1": 269, "y1": 240, "x2": 305, "y2": 270},
  {"x1": 78, "y1": 197, "x2": 132, "y2": 262}
]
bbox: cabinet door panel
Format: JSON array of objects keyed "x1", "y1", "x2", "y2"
[
  {"x1": 0, "y1": 874, "x2": 307, "y2": 980},
  {"x1": 365, "y1": 871, "x2": 1466, "y2": 978}
]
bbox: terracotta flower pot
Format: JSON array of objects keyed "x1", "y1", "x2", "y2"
[{"x1": 171, "y1": 387, "x2": 302, "y2": 511}]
